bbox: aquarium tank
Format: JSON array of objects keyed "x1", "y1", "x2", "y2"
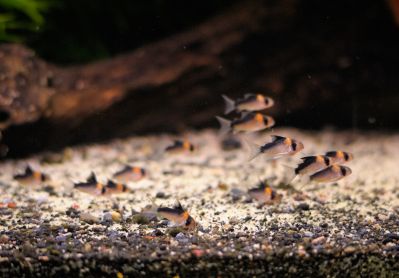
[{"x1": 0, "y1": 0, "x2": 398, "y2": 277}]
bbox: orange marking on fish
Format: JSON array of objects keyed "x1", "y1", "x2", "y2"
[
  {"x1": 33, "y1": 171, "x2": 41, "y2": 181},
  {"x1": 284, "y1": 137, "x2": 292, "y2": 146},
  {"x1": 183, "y1": 140, "x2": 191, "y2": 150},
  {"x1": 256, "y1": 94, "x2": 264, "y2": 102},
  {"x1": 255, "y1": 113, "x2": 264, "y2": 123},
  {"x1": 264, "y1": 187, "x2": 273, "y2": 196},
  {"x1": 116, "y1": 183, "x2": 124, "y2": 191},
  {"x1": 96, "y1": 183, "x2": 103, "y2": 190},
  {"x1": 133, "y1": 167, "x2": 141, "y2": 174},
  {"x1": 331, "y1": 164, "x2": 340, "y2": 172},
  {"x1": 182, "y1": 211, "x2": 190, "y2": 221}
]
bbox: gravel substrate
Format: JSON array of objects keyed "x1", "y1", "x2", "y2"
[{"x1": 1, "y1": 128, "x2": 399, "y2": 277}]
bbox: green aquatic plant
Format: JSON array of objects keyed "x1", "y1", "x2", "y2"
[{"x1": 0, "y1": 0, "x2": 51, "y2": 41}]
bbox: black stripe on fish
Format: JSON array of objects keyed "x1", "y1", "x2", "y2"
[
  {"x1": 340, "y1": 166, "x2": 347, "y2": 176},
  {"x1": 106, "y1": 180, "x2": 127, "y2": 192},
  {"x1": 295, "y1": 157, "x2": 317, "y2": 174},
  {"x1": 74, "y1": 173, "x2": 98, "y2": 188},
  {"x1": 270, "y1": 135, "x2": 286, "y2": 142},
  {"x1": 157, "y1": 207, "x2": 184, "y2": 215},
  {"x1": 236, "y1": 94, "x2": 257, "y2": 104},
  {"x1": 325, "y1": 151, "x2": 337, "y2": 157},
  {"x1": 231, "y1": 112, "x2": 256, "y2": 125},
  {"x1": 113, "y1": 166, "x2": 132, "y2": 176},
  {"x1": 14, "y1": 166, "x2": 33, "y2": 179},
  {"x1": 324, "y1": 156, "x2": 330, "y2": 166},
  {"x1": 165, "y1": 140, "x2": 184, "y2": 151}
]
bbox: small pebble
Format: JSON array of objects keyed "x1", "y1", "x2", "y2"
[{"x1": 80, "y1": 212, "x2": 99, "y2": 224}]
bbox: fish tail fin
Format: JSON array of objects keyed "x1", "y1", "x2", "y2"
[
  {"x1": 222, "y1": 95, "x2": 236, "y2": 114},
  {"x1": 243, "y1": 138, "x2": 262, "y2": 162},
  {"x1": 216, "y1": 116, "x2": 231, "y2": 136}
]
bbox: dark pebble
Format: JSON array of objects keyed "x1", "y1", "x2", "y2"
[
  {"x1": 152, "y1": 229, "x2": 164, "y2": 237},
  {"x1": 66, "y1": 207, "x2": 80, "y2": 218},
  {"x1": 382, "y1": 233, "x2": 399, "y2": 244},
  {"x1": 155, "y1": 192, "x2": 167, "y2": 199},
  {"x1": 296, "y1": 203, "x2": 310, "y2": 211},
  {"x1": 320, "y1": 223, "x2": 328, "y2": 228},
  {"x1": 243, "y1": 216, "x2": 252, "y2": 222}
]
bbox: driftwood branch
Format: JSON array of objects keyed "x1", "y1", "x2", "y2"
[{"x1": 0, "y1": 0, "x2": 271, "y2": 128}]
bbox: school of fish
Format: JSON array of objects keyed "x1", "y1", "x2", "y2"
[{"x1": 11, "y1": 93, "x2": 353, "y2": 231}]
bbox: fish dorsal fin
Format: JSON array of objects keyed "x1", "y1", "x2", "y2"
[
  {"x1": 300, "y1": 156, "x2": 316, "y2": 161},
  {"x1": 173, "y1": 201, "x2": 184, "y2": 211},
  {"x1": 87, "y1": 172, "x2": 97, "y2": 183},
  {"x1": 173, "y1": 140, "x2": 184, "y2": 147},
  {"x1": 25, "y1": 165, "x2": 33, "y2": 174},
  {"x1": 244, "y1": 93, "x2": 256, "y2": 98},
  {"x1": 271, "y1": 135, "x2": 285, "y2": 142},
  {"x1": 124, "y1": 165, "x2": 132, "y2": 171}
]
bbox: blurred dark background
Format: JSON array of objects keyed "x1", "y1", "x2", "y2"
[{"x1": 1, "y1": 0, "x2": 399, "y2": 157}]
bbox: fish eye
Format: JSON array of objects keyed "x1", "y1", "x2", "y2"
[
  {"x1": 344, "y1": 152, "x2": 349, "y2": 161},
  {"x1": 292, "y1": 142, "x2": 297, "y2": 151},
  {"x1": 264, "y1": 98, "x2": 269, "y2": 104},
  {"x1": 185, "y1": 217, "x2": 192, "y2": 226},
  {"x1": 340, "y1": 167, "x2": 347, "y2": 176},
  {"x1": 190, "y1": 145, "x2": 195, "y2": 152}
]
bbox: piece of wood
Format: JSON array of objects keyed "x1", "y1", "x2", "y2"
[{"x1": 0, "y1": 0, "x2": 269, "y2": 128}]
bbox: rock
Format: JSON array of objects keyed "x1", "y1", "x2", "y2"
[
  {"x1": 303, "y1": 231, "x2": 314, "y2": 238},
  {"x1": 111, "y1": 211, "x2": 122, "y2": 222},
  {"x1": 312, "y1": 236, "x2": 326, "y2": 245},
  {"x1": 296, "y1": 203, "x2": 310, "y2": 211},
  {"x1": 175, "y1": 232, "x2": 189, "y2": 243},
  {"x1": 80, "y1": 212, "x2": 99, "y2": 224},
  {"x1": 0, "y1": 234, "x2": 9, "y2": 244},
  {"x1": 155, "y1": 192, "x2": 166, "y2": 198},
  {"x1": 131, "y1": 214, "x2": 150, "y2": 224}
]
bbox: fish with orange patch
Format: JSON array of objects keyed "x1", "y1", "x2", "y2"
[
  {"x1": 74, "y1": 172, "x2": 106, "y2": 195},
  {"x1": 310, "y1": 164, "x2": 352, "y2": 183},
  {"x1": 247, "y1": 135, "x2": 304, "y2": 161},
  {"x1": 248, "y1": 183, "x2": 282, "y2": 205},
  {"x1": 156, "y1": 201, "x2": 196, "y2": 230},
  {"x1": 325, "y1": 151, "x2": 354, "y2": 164},
  {"x1": 105, "y1": 180, "x2": 129, "y2": 194},
  {"x1": 222, "y1": 94, "x2": 274, "y2": 114},
  {"x1": 295, "y1": 155, "x2": 332, "y2": 176},
  {"x1": 113, "y1": 166, "x2": 146, "y2": 183},
  {"x1": 216, "y1": 112, "x2": 275, "y2": 135},
  {"x1": 165, "y1": 140, "x2": 195, "y2": 154},
  {"x1": 14, "y1": 166, "x2": 49, "y2": 186}
]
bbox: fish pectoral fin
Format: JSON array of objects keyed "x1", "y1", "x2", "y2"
[{"x1": 243, "y1": 138, "x2": 261, "y2": 162}]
